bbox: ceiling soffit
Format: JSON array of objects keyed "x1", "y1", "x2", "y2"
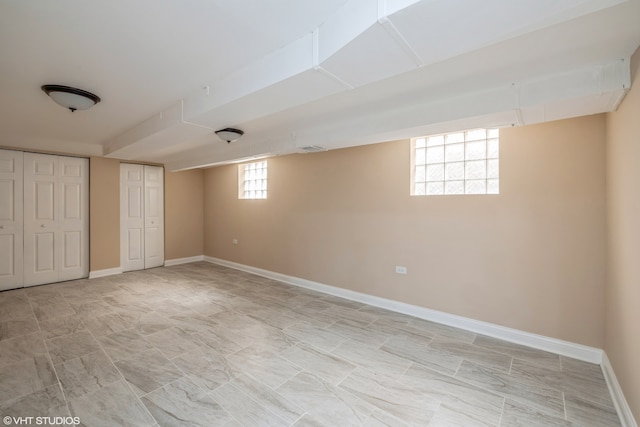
[{"x1": 102, "y1": 0, "x2": 632, "y2": 169}]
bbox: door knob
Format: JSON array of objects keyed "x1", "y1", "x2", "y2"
[{"x1": 41, "y1": 224, "x2": 45, "y2": 228}]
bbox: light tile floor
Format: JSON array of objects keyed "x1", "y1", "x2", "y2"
[{"x1": 0, "y1": 262, "x2": 620, "y2": 426}]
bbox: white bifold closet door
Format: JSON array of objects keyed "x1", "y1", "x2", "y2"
[
  {"x1": 0, "y1": 149, "x2": 89, "y2": 290},
  {"x1": 120, "y1": 164, "x2": 164, "y2": 272},
  {"x1": 23, "y1": 153, "x2": 89, "y2": 287},
  {"x1": 143, "y1": 165, "x2": 164, "y2": 269},
  {"x1": 0, "y1": 150, "x2": 24, "y2": 291}
]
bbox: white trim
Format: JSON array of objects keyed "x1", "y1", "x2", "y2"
[
  {"x1": 203, "y1": 256, "x2": 603, "y2": 364},
  {"x1": 88, "y1": 267, "x2": 122, "y2": 279},
  {"x1": 602, "y1": 352, "x2": 638, "y2": 427},
  {"x1": 164, "y1": 255, "x2": 205, "y2": 266}
]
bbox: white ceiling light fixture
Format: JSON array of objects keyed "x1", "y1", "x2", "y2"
[
  {"x1": 215, "y1": 128, "x2": 244, "y2": 143},
  {"x1": 41, "y1": 84, "x2": 101, "y2": 112}
]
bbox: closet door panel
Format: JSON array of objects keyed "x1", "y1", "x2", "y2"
[
  {"x1": 0, "y1": 235, "x2": 17, "y2": 288},
  {"x1": 63, "y1": 231, "x2": 82, "y2": 268},
  {"x1": 58, "y1": 156, "x2": 88, "y2": 281},
  {"x1": 35, "y1": 232, "x2": 55, "y2": 270},
  {"x1": 24, "y1": 153, "x2": 88, "y2": 286},
  {"x1": 120, "y1": 164, "x2": 164, "y2": 272},
  {"x1": 0, "y1": 149, "x2": 23, "y2": 290},
  {"x1": 1, "y1": 151, "x2": 87, "y2": 289},
  {"x1": 144, "y1": 165, "x2": 164, "y2": 269},
  {"x1": 127, "y1": 228, "x2": 144, "y2": 260},
  {"x1": 121, "y1": 164, "x2": 145, "y2": 272},
  {"x1": 24, "y1": 153, "x2": 58, "y2": 286}
]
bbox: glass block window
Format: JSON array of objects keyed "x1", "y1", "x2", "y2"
[
  {"x1": 239, "y1": 160, "x2": 267, "y2": 199},
  {"x1": 412, "y1": 128, "x2": 499, "y2": 196}
]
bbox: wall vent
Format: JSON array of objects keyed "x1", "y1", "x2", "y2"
[{"x1": 299, "y1": 145, "x2": 326, "y2": 153}]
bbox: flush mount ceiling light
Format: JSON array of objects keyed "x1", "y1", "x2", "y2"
[
  {"x1": 215, "y1": 128, "x2": 244, "y2": 143},
  {"x1": 41, "y1": 84, "x2": 101, "y2": 112}
]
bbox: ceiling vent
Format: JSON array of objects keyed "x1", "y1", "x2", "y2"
[{"x1": 299, "y1": 145, "x2": 327, "y2": 153}]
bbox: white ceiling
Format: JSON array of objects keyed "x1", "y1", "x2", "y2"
[{"x1": 1, "y1": 0, "x2": 639, "y2": 170}]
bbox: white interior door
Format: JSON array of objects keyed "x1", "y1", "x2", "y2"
[
  {"x1": 144, "y1": 165, "x2": 164, "y2": 269},
  {"x1": 121, "y1": 164, "x2": 145, "y2": 272},
  {"x1": 58, "y1": 156, "x2": 89, "y2": 282},
  {"x1": 120, "y1": 164, "x2": 164, "y2": 272},
  {"x1": 0, "y1": 149, "x2": 24, "y2": 291},
  {"x1": 23, "y1": 153, "x2": 88, "y2": 287},
  {"x1": 24, "y1": 153, "x2": 58, "y2": 286}
]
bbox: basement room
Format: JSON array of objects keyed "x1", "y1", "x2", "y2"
[{"x1": 0, "y1": 1, "x2": 639, "y2": 426}]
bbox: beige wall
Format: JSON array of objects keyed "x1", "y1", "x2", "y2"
[
  {"x1": 89, "y1": 160, "x2": 204, "y2": 272},
  {"x1": 605, "y1": 48, "x2": 640, "y2": 419},
  {"x1": 165, "y1": 169, "x2": 204, "y2": 260},
  {"x1": 204, "y1": 115, "x2": 606, "y2": 347},
  {"x1": 89, "y1": 157, "x2": 121, "y2": 271}
]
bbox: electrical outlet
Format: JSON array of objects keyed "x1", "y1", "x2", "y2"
[
  {"x1": 395, "y1": 265, "x2": 407, "y2": 275},
  {"x1": 232, "y1": 239, "x2": 238, "y2": 245}
]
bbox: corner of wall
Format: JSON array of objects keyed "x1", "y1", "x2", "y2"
[
  {"x1": 602, "y1": 352, "x2": 639, "y2": 427},
  {"x1": 604, "y1": 41, "x2": 640, "y2": 425}
]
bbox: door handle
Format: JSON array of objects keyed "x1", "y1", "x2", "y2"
[{"x1": 41, "y1": 224, "x2": 45, "y2": 228}]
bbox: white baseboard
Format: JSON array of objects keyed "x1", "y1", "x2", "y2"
[
  {"x1": 602, "y1": 352, "x2": 638, "y2": 427},
  {"x1": 203, "y1": 256, "x2": 603, "y2": 364},
  {"x1": 165, "y1": 255, "x2": 205, "y2": 267},
  {"x1": 88, "y1": 267, "x2": 122, "y2": 279}
]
